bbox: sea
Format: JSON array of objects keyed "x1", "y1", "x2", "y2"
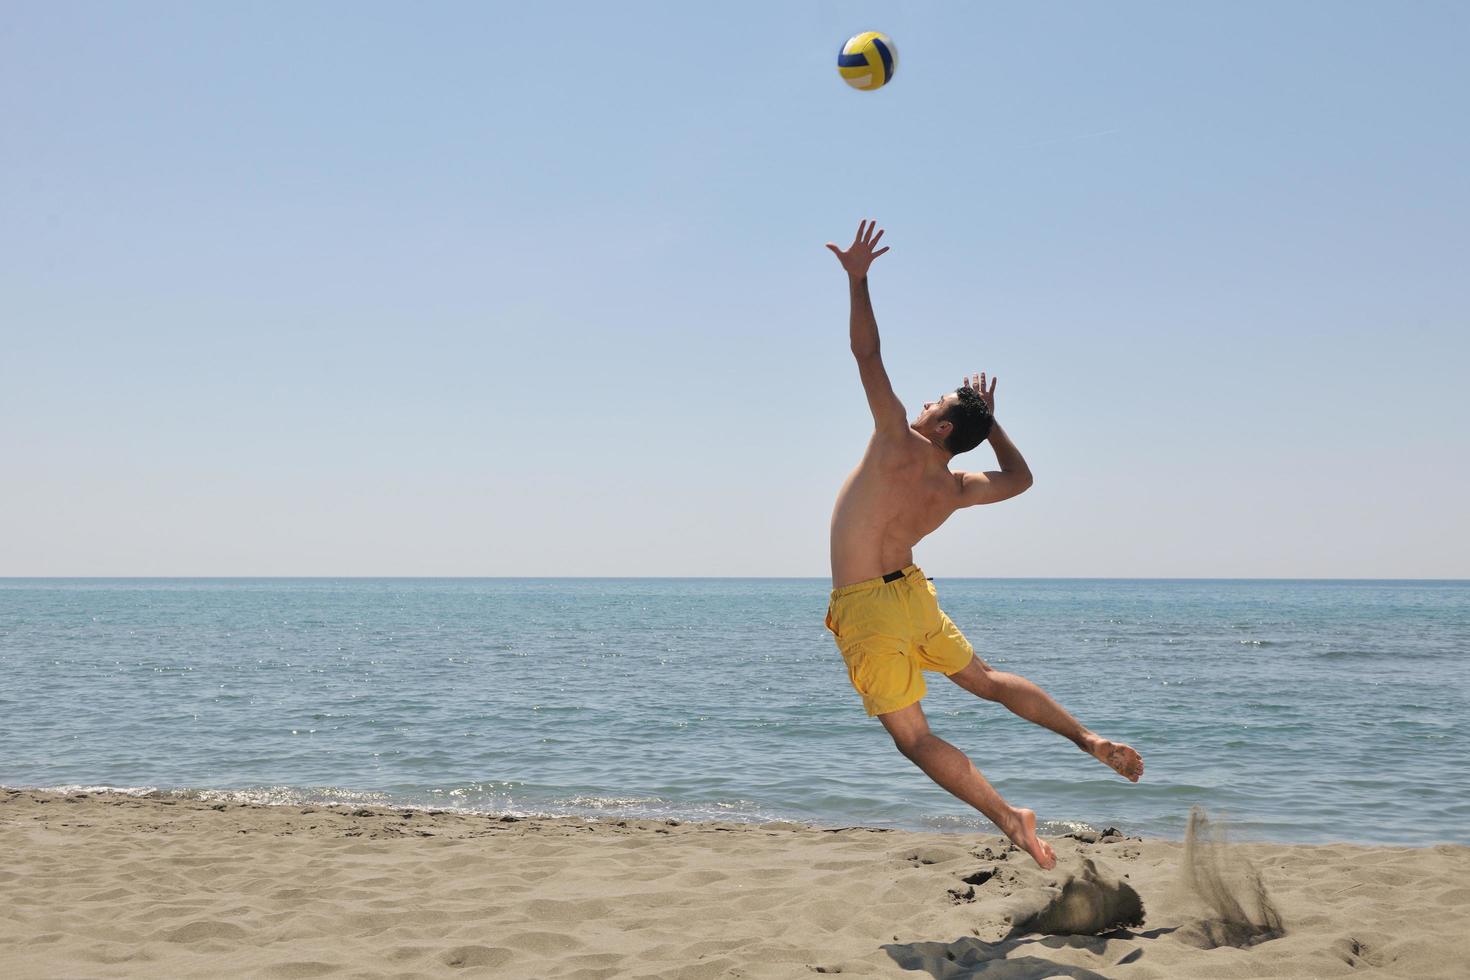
[{"x1": 1, "y1": 578, "x2": 1466, "y2": 846}]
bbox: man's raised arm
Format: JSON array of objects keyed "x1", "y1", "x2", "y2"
[
  {"x1": 957, "y1": 372, "x2": 1034, "y2": 505},
  {"x1": 826, "y1": 220, "x2": 905, "y2": 432}
]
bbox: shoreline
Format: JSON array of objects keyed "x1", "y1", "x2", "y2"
[
  {"x1": 0, "y1": 781, "x2": 1107, "y2": 839},
  {"x1": 5, "y1": 788, "x2": 1469, "y2": 978},
  {"x1": 5, "y1": 782, "x2": 1463, "y2": 848}
]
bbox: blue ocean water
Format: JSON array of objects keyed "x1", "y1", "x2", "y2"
[{"x1": 1, "y1": 578, "x2": 1466, "y2": 845}]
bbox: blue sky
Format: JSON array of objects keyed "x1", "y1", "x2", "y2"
[{"x1": 3, "y1": 2, "x2": 1466, "y2": 576}]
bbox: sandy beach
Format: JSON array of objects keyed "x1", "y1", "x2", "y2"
[{"x1": 2, "y1": 789, "x2": 1467, "y2": 978}]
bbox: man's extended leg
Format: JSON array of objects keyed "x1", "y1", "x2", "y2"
[
  {"x1": 877, "y1": 700, "x2": 1056, "y2": 869},
  {"x1": 947, "y1": 656, "x2": 1144, "y2": 782}
]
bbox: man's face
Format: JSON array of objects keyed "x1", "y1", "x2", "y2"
[{"x1": 914, "y1": 391, "x2": 958, "y2": 430}]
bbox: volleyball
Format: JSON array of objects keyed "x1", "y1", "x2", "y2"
[{"x1": 837, "y1": 32, "x2": 898, "y2": 91}]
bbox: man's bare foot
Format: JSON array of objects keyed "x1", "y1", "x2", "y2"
[
  {"x1": 1005, "y1": 808, "x2": 1057, "y2": 870},
  {"x1": 1088, "y1": 737, "x2": 1144, "y2": 782}
]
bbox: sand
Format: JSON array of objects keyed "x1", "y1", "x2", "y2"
[{"x1": 3, "y1": 789, "x2": 1468, "y2": 978}]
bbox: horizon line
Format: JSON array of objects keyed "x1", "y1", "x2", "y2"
[{"x1": 2, "y1": 575, "x2": 1467, "y2": 583}]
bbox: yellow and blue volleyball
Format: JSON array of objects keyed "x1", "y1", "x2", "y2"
[{"x1": 837, "y1": 31, "x2": 898, "y2": 91}]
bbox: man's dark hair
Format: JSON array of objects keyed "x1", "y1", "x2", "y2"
[{"x1": 943, "y1": 386, "x2": 994, "y2": 455}]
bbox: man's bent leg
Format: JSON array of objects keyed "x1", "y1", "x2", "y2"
[
  {"x1": 877, "y1": 701, "x2": 1056, "y2": 869},
  {"x1": 946, "y1": 657, "x2": 1144, "y2": 782}
]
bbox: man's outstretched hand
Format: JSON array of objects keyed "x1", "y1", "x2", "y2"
[
  {"x1": 963, "y1": 371, "x2": 997, "y2": 415},
  {"x1": 827, "y1": 219, "x2": 889, "y2": 280}
]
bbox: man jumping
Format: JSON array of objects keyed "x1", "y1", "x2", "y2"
[{"x1": 823, "y1": 220, "x2": 1143, "y2": 870}]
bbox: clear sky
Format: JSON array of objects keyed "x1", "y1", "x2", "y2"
[{"x1": 3, "y1": 2, "x2": 1467, "y2": 577}]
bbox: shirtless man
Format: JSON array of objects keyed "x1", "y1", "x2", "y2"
[{"x1": 823, "y1": 220, "x2": 1143, "y2": 870}]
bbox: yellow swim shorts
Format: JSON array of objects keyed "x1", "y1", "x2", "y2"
[{"x1": 824, "y1": 565, "x2": 976, "y2": 716}]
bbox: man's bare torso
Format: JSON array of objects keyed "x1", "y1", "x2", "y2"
[
  {"x1": 830, "y1": 428, "x2": 964, "y2": 588},
  {"x1": 824, "y1": 220, "x2": 1029, "y2": 589}
]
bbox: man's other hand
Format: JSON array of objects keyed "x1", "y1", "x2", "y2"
[{"x1": 964, "y1": 371, "x2": 997, "y2": 415}]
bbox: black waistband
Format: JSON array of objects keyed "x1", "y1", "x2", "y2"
[{"x1": 882, "y1": 569, "x2": 905, "y2": 583}]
